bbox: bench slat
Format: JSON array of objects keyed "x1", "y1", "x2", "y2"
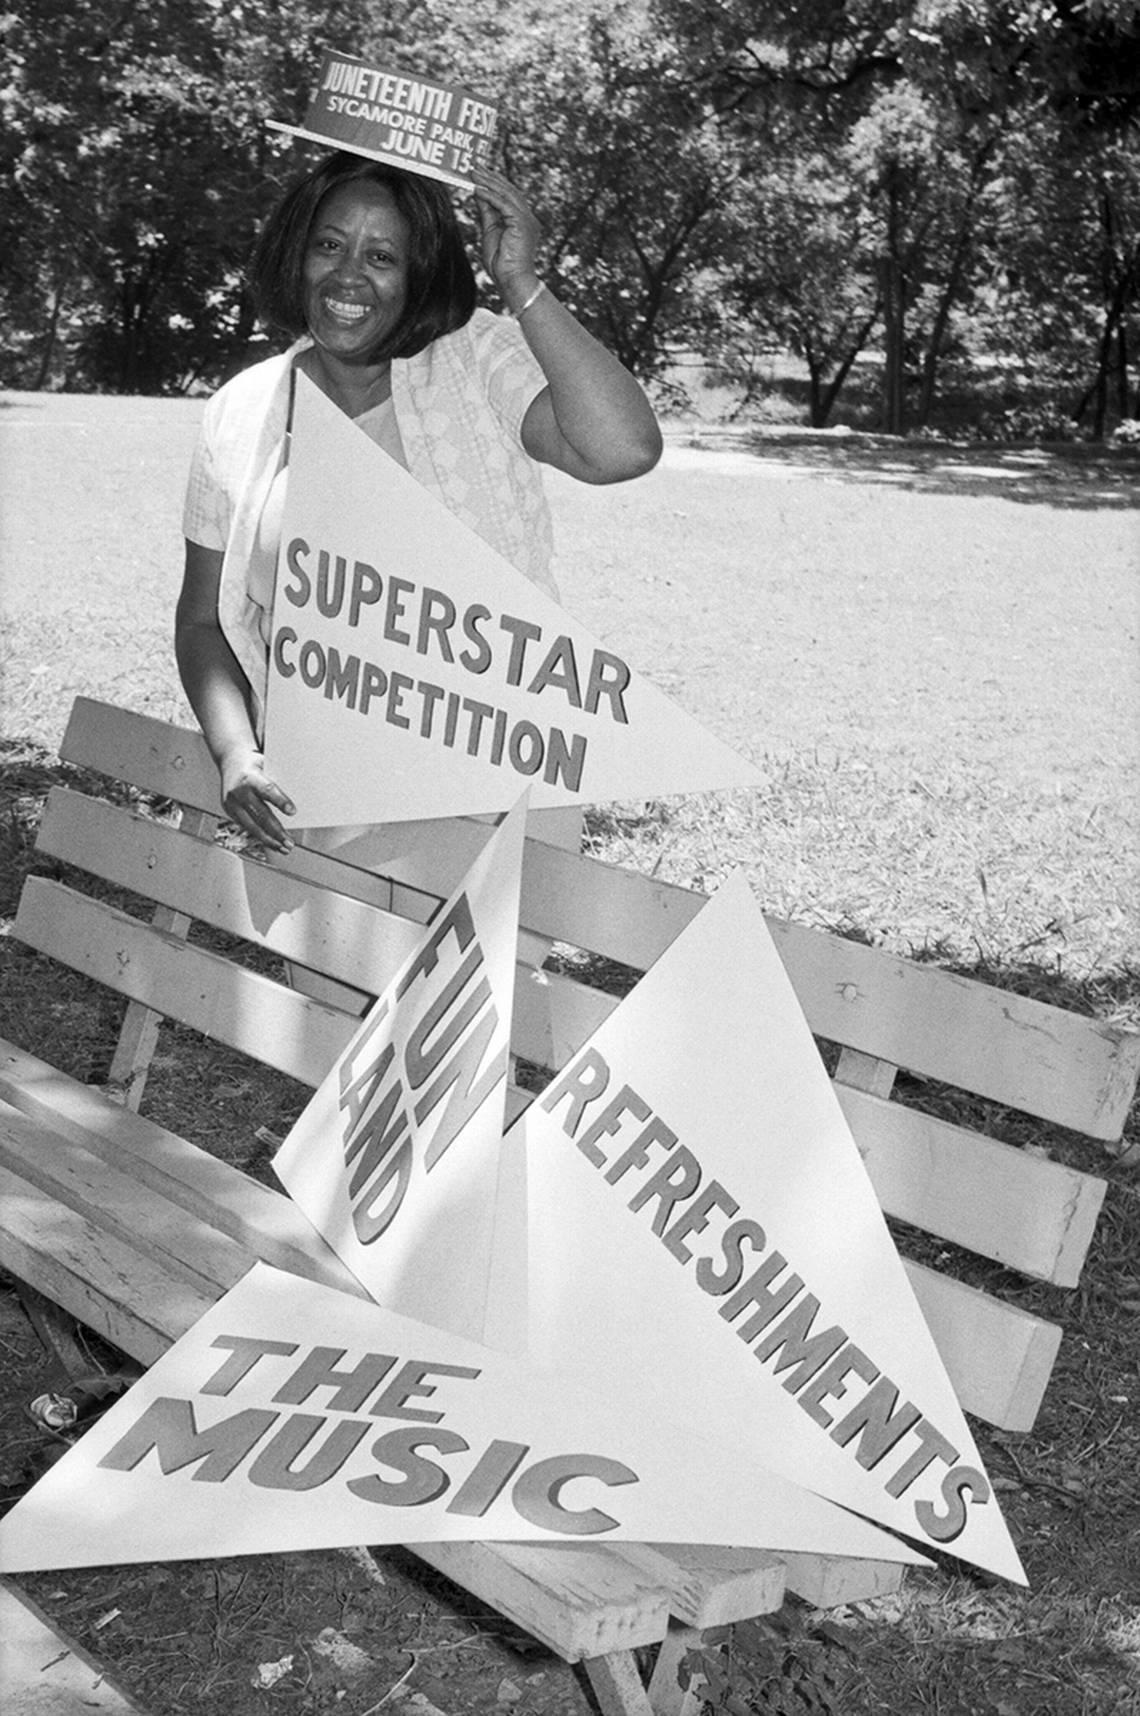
[
  {"x1": 906, "y1": 1263, "x2": 1061, "y2": 1433},
  {"x1": 0, "y1": 1101, "x2": 256, "y2": 1300},
  {"x1": 619, "y1": 1543, "x2": 903, "y2": 1616},
  {"x1": 15, "y1": 878, "x2": 355, "y2": 1088},
  {"x1": 775, "y1": 1549, "x2": 910, "y2": 1608},
  {"x1": 611, "y1": 1545, "x2": 785, "y2": 1628},
  {"x1": 835, "y1": 1085, "x2": 1106, "y2": 1288},
  {"x1": 0, "y1": 1162, "x2": 213, "y2": 1366},
  {"x1": 60, "y1": 699, "x2": 1139, "y2": 1139},
  {"x1": 0, "y1": 1039, "x2": 365, "y2": 1297},
  {"x1": 405, "y1": 1540, "x2": 674, "y2": 1661},
  {"x1": 37, "y1": 788, "x2": 422, "y2": 993},
  {"x1": 62, "y1": 696, "x2": 226, "y2": 814}
]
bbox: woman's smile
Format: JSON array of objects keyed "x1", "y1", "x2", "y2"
[{"x1": 325, "y1": 298, "x2": 369, "y2": 321}]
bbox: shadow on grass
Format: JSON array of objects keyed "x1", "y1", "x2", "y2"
[{"x1": 669, "y1": 425, "x2": 1140, "y2": 510}]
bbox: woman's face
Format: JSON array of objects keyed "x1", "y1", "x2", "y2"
[{"x1": 302, "y1": 180, "x2": 411, "y2": 364}]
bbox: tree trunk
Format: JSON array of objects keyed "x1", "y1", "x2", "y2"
[
  {"x1": 34, "y1": 270, "x2": 69, "y2": 390},
  {"x1": 879, "y1": 183, "x2": 906, "y2": 435},
  {"x1": 813, "y1": 309, "x2": 880, "y2": 427},
  {"x1": 1072, "y1": 274, "x2": 1133, "y2": 437},
  {"x1": 917, "y1": 211, "x2": 974, "y2": 428}
]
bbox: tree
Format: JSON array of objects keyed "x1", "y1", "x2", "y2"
[
  {"x1": 0, "y1": 0, "x2": 381, "y2": 391},
  {"x1": 470, "y1": 9, "x2": 737, "y2": 377},
  {"x1": 648, "y1": 0, "x2": 1140, "y2": 434}
]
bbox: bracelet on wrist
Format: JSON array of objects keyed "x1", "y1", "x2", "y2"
[{"x1": 511, "y1": 280, "x2": 547, "y2": 319}]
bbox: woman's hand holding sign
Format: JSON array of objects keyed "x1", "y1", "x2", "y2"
[
  {"x1": 218, "y1": 747, "x2": 296, "y2": 853},
  {"x1": 176, "y1": 541, "x2": 296, "y2": 853}
]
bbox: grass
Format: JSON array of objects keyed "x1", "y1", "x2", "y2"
[{"x1": 0, "y1": 392, "x2": 1138, "y2": 1714}]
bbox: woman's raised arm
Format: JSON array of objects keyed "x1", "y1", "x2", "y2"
[{"x1": 472, "y1": 166, "x2": 663, "y2": 485}]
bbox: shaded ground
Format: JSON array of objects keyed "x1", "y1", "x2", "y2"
[{"x1": 671, "y1": 423, "x2": 1140, "y2": 510}]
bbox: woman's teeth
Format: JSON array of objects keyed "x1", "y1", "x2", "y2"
[{"x1": 327, "y1": 299, "x2": 368, "y2": 320}]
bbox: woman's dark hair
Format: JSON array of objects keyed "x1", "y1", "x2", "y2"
[{"x1": 250, "y1": 152, "x2": 477, "y2": 361}]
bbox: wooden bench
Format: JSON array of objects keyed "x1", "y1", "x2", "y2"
[{"x1": 2, "y1": 696, "x2": 1137, "y2": 1716}]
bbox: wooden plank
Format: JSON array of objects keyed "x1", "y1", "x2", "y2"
[
  {"x1": 58, "y1": 699, "x2": 442, "y2": 924},
  {"x1": 36, "y1": 788, "x2": 423, "y2": 992},
  {"x1": 61, "y1": 696, "x2": 225, "y2": 814},
  {"x1": 0, "y1": 1040, "x2": 366, "y2": 1299},
  {"x1": 906, "y1": 1262, "x2": 1062, "y2": 1432},
  {"x1": 0, "y1": 1101, "x2": 262, "y2": 1300},
  {"x1": 616, "y1": 1546, "x2": 784, "y2": 1628},
  {"x1": 765, "y1": 919, "x2": 1140, "y2": 1144},
  {"x1": 58, "y1": 701, "x2": 1140, "y2": 1138},
  {"x1": 837, "y1": 1085, "x2": 1106, "y2": 1287},
  {"x1": 779, "y1": 1550, "x2": 907, "y2": 1608},
  {"x1": 0, "y1": 1163, "x2": 213, "y2": 1366},
  {"x1": 14, "y1": 879, "x2": 355, "y2": 1088},
  {"x1": 406, "y1": 1541, "x2": 673, "y2": 1662},
  {"x1": 15, "y1": 1283, "x2": 95, "y2": 1387}
]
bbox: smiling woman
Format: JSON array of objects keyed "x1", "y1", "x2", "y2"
[{"x1": 173, "y1": 148, "x2": 663, "y2": 854}]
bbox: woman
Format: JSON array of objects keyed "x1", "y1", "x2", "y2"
[{"x1": 176, "y1": 151, "x2": 662, "y2": 854}]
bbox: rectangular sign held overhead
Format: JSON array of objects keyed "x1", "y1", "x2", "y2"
[
  {"x1": 262, "y1": 375, "x2": 762, "y2": 828},
  {"x1": 268, "y1": 50, "x2": 498, "y2": 190}
]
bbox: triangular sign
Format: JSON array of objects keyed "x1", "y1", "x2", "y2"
[
  {"x1": 263, "y1": 373, "x2": 761, "y2": 826},
  {"x1": 0, "y1": 1262, "x2": 931, "y2": 1573},
  {"x1": 511, "y1": 872, "x2": 1025, "y2": 1583},
  {"x1": 274, "y1": 797, "x2": 526, "y2": 1347}
]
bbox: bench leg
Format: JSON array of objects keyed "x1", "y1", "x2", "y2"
[
  {"x1": 581, "y1": 1623, "x2": 704, "y2": 1716},
  {"x1": 646, "y1": 1623, "x2": 705, "y2": 1716},
  {"x1": 107, "y1": 808, "x2": 216, "y2": 1109},
  {"x1": 580, "y1": 1650, "x2": 656, "y2": 1716}
]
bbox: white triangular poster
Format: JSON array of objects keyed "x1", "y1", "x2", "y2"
[
  {"x1": 274, "y1": 798, "x2": 526, "y2": 1346},
  {"x1": 263, "y1": 373, "x2": 761, "y2": 826},
  {"x1": 512, "y1": 872, "x2": 1025, "y2": 1583},
  {"x1": 0, "y1": 1262, "x2": 930, "y2": 1574}
]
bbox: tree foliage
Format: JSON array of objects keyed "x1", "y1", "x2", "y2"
[{"x1": 2, "y1": 0, "x2": 1138, "y2": 434}]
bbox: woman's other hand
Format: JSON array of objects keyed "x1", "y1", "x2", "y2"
[{"x1": 218, "y1": 748, "x2": 296, "y2": 852}]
